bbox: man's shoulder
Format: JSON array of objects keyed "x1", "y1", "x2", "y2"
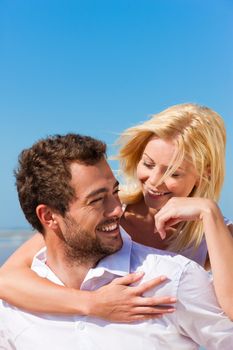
[
  {"x1": 130, "y1": 240, "x2": 198, "y2": 279},
  {"x1": 132, "y1": 240, "x2": 192, "y2": 265},
  {"x1": 128, "y1": 240, "x2": 210, "y2": 301},
  {"x1": 121, "y1": 227, "x2": 192, "y2": 269}
]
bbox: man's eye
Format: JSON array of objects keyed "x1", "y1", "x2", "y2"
[
  {"x1": 113, "y1": 188, "x2": 120, "y2": 195},
  {"x1": 90, "y1": 197, "x2": 103, "y2": 204}
]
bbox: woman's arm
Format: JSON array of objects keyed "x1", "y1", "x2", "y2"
[
  {"x1": 201, "y1": 209, "x2": 233, "y2": 321},
  {"x1": 0, "y1": 234, "x2": 176, "y2": 321},
  {"x1": 154, "y1": 197, "x2": 233, "y2": 320}
]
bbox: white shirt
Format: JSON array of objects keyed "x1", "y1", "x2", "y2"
[{"x1": 0, "y1": 229, "x2": 233, "y2": 350}]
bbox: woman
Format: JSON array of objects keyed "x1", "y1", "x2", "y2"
[{"x1": 1, "y1": 103, "x2": 233, "y2": 320}]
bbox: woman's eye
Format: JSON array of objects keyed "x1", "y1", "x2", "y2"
[
  {"x1": 143, "y1": 162, "x2": 154, "y2": 169},
  {"x1": 171, "y1": 173, "x2": 180, "y2": 178}
]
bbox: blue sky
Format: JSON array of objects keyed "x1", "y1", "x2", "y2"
[{"x1": 0, "y1": 0, "x2": 232, "y2": 229}]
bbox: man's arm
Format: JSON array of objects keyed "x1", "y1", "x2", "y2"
[{"x1": 176, "y1": 261, "x2": 233, "y2": 349}]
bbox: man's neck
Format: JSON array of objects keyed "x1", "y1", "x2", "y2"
[{"x1": 45, "y1": 239, "x2": 98, "y2": 289}]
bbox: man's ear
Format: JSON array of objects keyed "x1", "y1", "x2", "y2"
[{"x1": 36, "y1": 204, "x2": 58, "y2": 230}]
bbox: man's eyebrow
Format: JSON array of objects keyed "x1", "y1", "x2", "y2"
[{"x1": 86, "y1": 180, "x2": 119, "y2": 199}]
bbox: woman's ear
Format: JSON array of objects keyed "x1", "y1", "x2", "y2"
[
  {"x1": 201, "y1": 165, "x2": 211, "y2": 183},
  {"x1": 36, "y1": 204, "x2": 58, "y2": 230},
  {"x1": 206, "y1": 165, "x2": 211, "y2": 180}
]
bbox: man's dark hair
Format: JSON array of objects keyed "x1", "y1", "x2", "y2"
[{"x1": 15, "y1": 133, "x2": 106, "y2": 233}]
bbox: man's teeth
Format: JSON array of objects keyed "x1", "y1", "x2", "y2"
[{"x1": 98, "y1": 223, "x2": 118, "y2": 232}]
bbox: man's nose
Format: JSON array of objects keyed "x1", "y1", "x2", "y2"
[{"x1": 105, "y1": 196, "x2": 123, "y2": 218}]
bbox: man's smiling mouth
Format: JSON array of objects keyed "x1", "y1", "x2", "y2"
[{"x1": 96, "y1": 220, "x2": 119, "y2": 232}]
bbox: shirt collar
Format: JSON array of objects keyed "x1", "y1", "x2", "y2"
[
  {"x1": 82, "y1": 228, "x2": 132, "y2": 285},
  {"x1": 32, "y1": 227, "x2": 133, "y2": 287}
]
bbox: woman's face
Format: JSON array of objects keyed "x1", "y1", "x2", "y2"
[{"x1": 136, "y1": 137, "x2": 199, "y2": 210}]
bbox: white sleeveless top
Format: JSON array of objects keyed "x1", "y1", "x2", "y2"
[{"x1": 179, "y1": 217, "x2": 232, "y2": 267}]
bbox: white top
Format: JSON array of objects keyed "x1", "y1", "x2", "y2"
[
  {"x1": 0, "y1": 229, "x2": 233, "y2": 350},
  {"x1": 179, "y1": 217, "x2": 232, "y2": 266}
]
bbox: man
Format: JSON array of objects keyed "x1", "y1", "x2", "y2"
[{"x1": 0, "y1": 133, "x2": 233, "y2": 350}]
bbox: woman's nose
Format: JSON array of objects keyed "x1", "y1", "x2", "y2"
[{"x1": 148, "y1": 168, "x2": 161, "y2": 186}]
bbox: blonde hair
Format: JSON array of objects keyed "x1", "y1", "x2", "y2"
[{"x1": 117, "y1": 103, "x2": 226, "y2": 253}]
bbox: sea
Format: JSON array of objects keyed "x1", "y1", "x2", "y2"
[{"x1": 0, "y1": 228, "x2": 33, "y2": 266}]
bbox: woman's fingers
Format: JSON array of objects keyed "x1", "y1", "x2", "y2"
[
  {"x1": 113, "y1": 274, "x2": 171, "y2": 295},
  {"x1": 120, "y1": 303, "x2": 176, "y2": 323},
  {"x1": 131, "y1": 304, "x2": 176, "y2": 314},
  {"x1": 111, "y1": 271, "x2": 145, "y2": 286},
  {"x1": 112, "y1": 274, "x2": 175, "y2": 304},
  {"x1": 134, "y1": 295, "x2": 177, "y2": 307},
  {"x1": 155, "y1": 215, "x2": 180, "y2": 239},
  {"x1": 135, "y1": 275, "x2": 168, "y2": 294},
  {"x1": 154, "y1": 198, "x2": 189, "y2": 238},
  {"x1": 115, "y1": 274, "x2": 177, "y2": 310},
  {"x1": 93, "y1": 274, "x2": 177, "y2": 322},
  {"x1": 128, "y1": 313, "x2": 163, "y2": 322},
  {"x1": 154, "y1": 197, "x2": 206, "y2": 238}
]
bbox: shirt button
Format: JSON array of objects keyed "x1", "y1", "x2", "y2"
[{"x1": 77, "y1": 322, "x2": 85, "y2": 330}]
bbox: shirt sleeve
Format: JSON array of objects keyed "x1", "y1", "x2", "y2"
[
  {"x1": 175, "y1": 261, "x2": 233, "y2": 349},
  {"x1": 224, "y1": 216, "x2": 233, "y2": 226}
]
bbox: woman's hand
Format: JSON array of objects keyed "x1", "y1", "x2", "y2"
[
  {"x1": 89, "y1": 272, "x2": 176, "y2": 322},
  {"x1": 154, "y1": 197, "x2": 218, "y2": 239}
]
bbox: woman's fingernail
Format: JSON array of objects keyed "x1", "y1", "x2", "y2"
[{"x1": 160, "y1": 276, "x2": 167, "y2": 281}]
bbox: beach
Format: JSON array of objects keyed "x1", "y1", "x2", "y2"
[{"x1": 0, "y1": 229, "x2": 33, "y2": 266}]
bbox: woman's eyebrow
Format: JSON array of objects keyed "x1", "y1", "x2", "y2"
[
  {"x1": 142, "y1": 152, "x2": 154, "y2": 162},
  {"x1": 143, "y1": 152, "x2": 185, "y2": 172}
]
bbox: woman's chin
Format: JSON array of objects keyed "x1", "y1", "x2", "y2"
[{"x1": 144, "y1": 193, "x2": 170, "y2": 210}]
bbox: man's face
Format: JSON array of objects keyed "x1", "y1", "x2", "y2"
[{"x1": 57, "y1": 158, "x2": 123, "y2": 264}]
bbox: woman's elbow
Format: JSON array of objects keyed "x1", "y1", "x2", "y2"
[
  {"x1": 226, "y1": 309, "x2": 233, "y2": 321},
  {"x1": 221, "y1": 299, "x2": 233, "y2": 321}
]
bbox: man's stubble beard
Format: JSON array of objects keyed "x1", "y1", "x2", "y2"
[{"x1": 62, "y1": 215, "x2": 122, "y2": 266}]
